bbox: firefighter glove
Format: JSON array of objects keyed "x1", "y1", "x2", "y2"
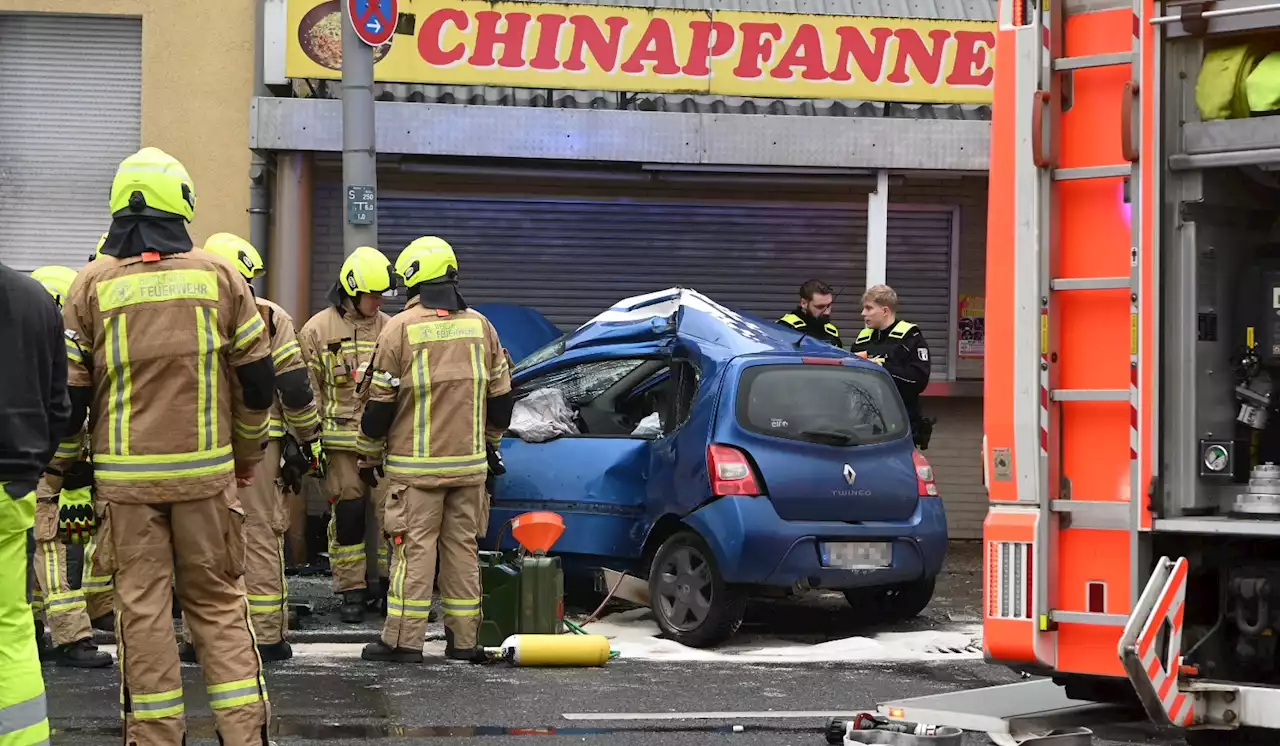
[
  {"x1": 280, "y1": 434, "x2": 311, "y2": 494},
  {"x1": 359, "y1": 464, "x2": 383, "y2": 489},
  {"x1": 58, "y1": 461, "x2": 95, "y2": 545},
  {"x1": 486, "y1": 444, "x2": 506, "y2": 477}
]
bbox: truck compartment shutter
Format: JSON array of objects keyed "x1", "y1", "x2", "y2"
[{"x1": 0, "y1": 15, "x2": 142, "y2": 272}]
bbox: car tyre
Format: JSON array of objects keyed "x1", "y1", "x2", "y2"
[
  {"x1": 648, "y1": 530, "x2": 745, "y2": 648},
  {"x1": 844, "y1": 575, "x2": 936, "y2": 622}
]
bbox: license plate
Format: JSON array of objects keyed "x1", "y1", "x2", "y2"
[{"x1": 820, "y1": 541, "x2": 892, "y2": 569}]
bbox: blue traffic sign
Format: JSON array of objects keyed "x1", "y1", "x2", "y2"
[{"x1": 349, "y1": 0, "x2": 397, "y2": 47}]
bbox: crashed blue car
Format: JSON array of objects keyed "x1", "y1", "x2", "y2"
[{"x1": 477, "y1": 289, "x2": 948, "y2": 648}]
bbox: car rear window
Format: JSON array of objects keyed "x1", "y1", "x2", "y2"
[{"x1": 736, "y1": 364, "x2": 910, "y2": 447}]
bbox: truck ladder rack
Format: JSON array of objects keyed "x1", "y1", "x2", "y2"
[
  {"x1": 1053, "y1": 52, "x2": 1135, "y2": 71},
  {"x1": 1050, "y1": 389, "x2": 1129, "y2": 402},
  {"x1": 1050, "y1": 277, "x2": 1131, "y2": 291}
]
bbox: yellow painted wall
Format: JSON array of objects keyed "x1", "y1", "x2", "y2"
[{"x1": 0, "y1": 0, "x2": 254, "y2": 244}]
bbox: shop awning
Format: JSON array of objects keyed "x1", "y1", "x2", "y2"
[{"x1": 250, "y1": 97, "x2": 991, "y2": 172}]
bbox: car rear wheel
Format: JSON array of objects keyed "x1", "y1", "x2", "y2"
[
  {"x1": 648, "y1": 531, "x2": 745, "y2": 648},
  {"x1": 844, "y1": 575, "x2": 936, "y2": 623}
]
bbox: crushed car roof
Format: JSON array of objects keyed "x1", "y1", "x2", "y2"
[{"x1": 563, "y1": 288, "x2": 855, "y2": 362}]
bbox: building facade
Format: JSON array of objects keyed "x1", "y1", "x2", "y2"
[
  {"x1": 259, "y1": 0, "x2": 994, "y2": 537},
  {"x1": 0, "y1": 1, "x2": 256, "y2": 269},
  {"x1": 0, "y1": 0, "x2": 994, "y2": 538}
]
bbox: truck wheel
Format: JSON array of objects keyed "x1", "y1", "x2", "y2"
[
  {"x1": 648, "y1": 530, "x2": 745, "y2": 648},
  {"x1": 844, "y1": 576, "x2": 936, "y2": 622}
]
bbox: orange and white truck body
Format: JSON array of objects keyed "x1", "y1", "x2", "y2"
[{"x1": 877, "y1": 0, "x2": 1280, "y2": 739}]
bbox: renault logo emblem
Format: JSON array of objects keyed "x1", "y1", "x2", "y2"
[{"x1": 843, "y1": 464, "x2": 856, "y2": 485}]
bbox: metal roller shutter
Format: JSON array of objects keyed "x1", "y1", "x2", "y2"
[
  {"x1": 316, "y1": 189, "x2": 870, "y2": 333},
  {"x1": 886, "y1": 208, "x2": 955, "y2": 380},
  {"x1": 0, "y1": 15, "x2": 142, "y2": 272}
]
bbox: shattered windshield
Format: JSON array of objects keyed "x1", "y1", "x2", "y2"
[{"x1": 513, "y1": 336, "x2": 567, "y2": 374}]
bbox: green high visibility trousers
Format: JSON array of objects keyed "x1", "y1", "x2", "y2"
[{"x1": 0, "y1": 482, "x2": 50, "y2": 746}]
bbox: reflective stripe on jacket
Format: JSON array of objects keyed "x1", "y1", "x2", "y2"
[
  {"x1": 258, "y1": 298, "x2": 322, "y2": 443},
  {"x1": 298, "y1": 303, "x2": 388, "y2": 451},
  {"x1": 63, "y1": 253, "x2": 272, "y2": 503},
  {"x1": 358, "y1": 298, "x2": 512, "y2": 489}
]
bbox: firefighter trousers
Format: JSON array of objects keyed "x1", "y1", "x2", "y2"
[
  {"x1": 1, "y1": 482, "x2": 50, "y2": 746},
  {"x1": 381, "y1": 483, "x2": 484, "y2": 651},
  {"x1": 110, "y1": 487, "x2": 269, "y2": 746},
  {"x1": 324, "y1": 450, "x2": 389, "y2": 594},
  {"x1": 30, "y1": 497, "x2": 93, "y2": 647},
  {"x1": 243, "y1": 440, "x2": 288, "y2": 644},
  {"x1": 81, "y1": 501, "x2": 115, "y2": 622}
]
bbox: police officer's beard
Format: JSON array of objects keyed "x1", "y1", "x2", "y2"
[
  {"x1": 412, "y1": 278, "x2": 467, "y2": 312},
  {"x1": 101, "y1": 215, "x2": 194, "y2": 259}
]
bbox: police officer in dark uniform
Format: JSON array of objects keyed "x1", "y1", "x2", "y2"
[
  {"x1": 778, "y1": 279, "x2": 841, "y2": 347},
  {"x1": 851, "y1": 284, "x2": 934, "y2": 449}
]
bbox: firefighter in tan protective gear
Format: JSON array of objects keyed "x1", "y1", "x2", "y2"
[
  {"x1": 298, "y1": 246, "x2": 393, "y2": 623},
  {"x1": 27, "y1": 265, "x2": 113, "y2": 669},
  {"x1": 62, "y1": 147, "x2": 275, "y2": 745},
  {"x1": 196, "y1": 233, "x2": 323, "y2": 661},
  {"x1": 356, "y1": 236, "x2": 513, "y2": 663},
  {"x1": 78, "y1": 235, "x2": 120, "y2": 630}
]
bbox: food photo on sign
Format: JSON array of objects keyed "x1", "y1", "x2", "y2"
[{"x1": 297, "y1": 0, "x2": 393, "y2": 69}]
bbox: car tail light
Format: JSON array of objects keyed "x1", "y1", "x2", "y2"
[
  {"x1": 801, "y1": 357, "x2": 843, "y2": 365},
  {"x1": 913, "y1": 450, "x2": 939, "y2": 496},
  {"x1": 708, "y1": 444, "x2": 762, "y2": 496}
]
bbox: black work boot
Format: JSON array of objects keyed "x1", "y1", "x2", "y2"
[
  {"x1": 339, "y1": 590, "x2": 365, "y2": 624},
  {"x1": 443, "y1": 627, "x2": 487, "y2": 663},
  {"x1": 56, "y1": 638, "x2": 113, "y2": 668},
  {"x1": 35, "y1": 619, "x2": 55, "y2": 663},
  {"x1": 257, "y1": 640, "x2": 293, "y2": 662},
  {"x1": 360, "y1": 640, "x2": 423, "y2": 663},
  {"x1": 90, "y1": 611, "x2": 115, "y2": 632}
]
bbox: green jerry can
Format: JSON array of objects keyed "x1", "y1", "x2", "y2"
[
  {"x1": 477, "y1": 512, "x2": 568, "y2": 648},
  {"x1": 477, "y1": 551, "x2": 564, "y2": 647}
]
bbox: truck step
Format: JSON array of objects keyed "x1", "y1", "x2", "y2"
[
  {"x1": 1050, "y1": 277, "x2": 1130, "y2": 291},
  {"x1": 1053, "y1": 165, "x2": 1132, "y2": 181},
  {"x1": 876, "y1": 679, "x2": 1135, "y2": 738},
  {"x1": 1052, "y1": 52, "x2": 1134, "y2": 71},
  {"x1": 1050, "y1": 389, "x2": 1129, "y2": 402}
]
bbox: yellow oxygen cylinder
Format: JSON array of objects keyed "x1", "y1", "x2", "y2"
[{"x1": 496, "y1": 634, "x2": 612, "y2": 667}]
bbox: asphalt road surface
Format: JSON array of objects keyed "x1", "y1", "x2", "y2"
[
  {"x1": 44, "y1": 543, "x2": 1195, "y2": 745},
  {"x1": 45, "y1": 650, "x2": 1186, "y2": 746}
]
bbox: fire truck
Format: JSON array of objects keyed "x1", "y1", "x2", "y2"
[{"x1": 867, "y1": 0, "x2": 1280, "y2": 742}]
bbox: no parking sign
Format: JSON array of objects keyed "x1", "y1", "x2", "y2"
[{"x1": 347, "y1": 0, "x2": 396, "y2": 46}]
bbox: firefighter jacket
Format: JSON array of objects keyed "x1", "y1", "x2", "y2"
[
  {"x1": 62, "y1": 252, "x2": 274, "y2": 504},
  {"x1": 298, "y1": 301, "x2": 389, "y2": 452},
  {"x1": 356, "y1": 298, "x2": 512, "y2": 489},
  {"x1": 257, "y1": 297, "x2": 322, "y2": 443},
  {"x1": 778, "y1": 308, "x2": 842, "y2": 347},
  {"x1": 850, "y1": 320, "x2": 931, "y2": 422}
]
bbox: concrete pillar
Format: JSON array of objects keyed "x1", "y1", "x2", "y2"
[
  {"x1": 269, "y1": 151, "x2": 312, "y2": 321},
  {"x1": 866, "y1": 169, "x2": 889, "y2": 289}
]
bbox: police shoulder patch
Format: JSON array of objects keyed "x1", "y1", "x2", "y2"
[{"x1": 918, "y1": 348, "x2": 930, "y2": 362}]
